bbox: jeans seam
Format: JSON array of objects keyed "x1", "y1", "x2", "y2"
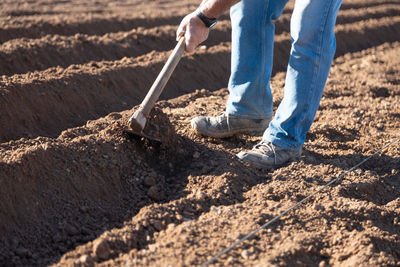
[
  {"x1": 261, "y1": 0, "x2": 270, "y2": 119},
  {"x1": 308, "y1": 1, "x2": 335, "y2": 124}
]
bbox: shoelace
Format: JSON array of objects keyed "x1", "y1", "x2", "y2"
[
  {"x1": 215, "y1": 112, "x2": 232, "y2": 133},
  {"x1": 253, "y1": 141, "x2": 277, "y2": 164}
]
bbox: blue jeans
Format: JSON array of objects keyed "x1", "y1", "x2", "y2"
[{"x1": 227, "y1": 0, "x2": 342, "y2": 151}]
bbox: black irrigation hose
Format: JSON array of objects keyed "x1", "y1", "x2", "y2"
[{"x1": 201, "y1": 136, "x2": 400, "y2": 266}]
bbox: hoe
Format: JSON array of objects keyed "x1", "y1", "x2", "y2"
[{"x1": 128, "y1": 37, "x2": 185, "y2": 140}]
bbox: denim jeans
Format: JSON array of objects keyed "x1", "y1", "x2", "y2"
[{"x1": 227, "y1": 0, "x2": 342, "y2": 151}]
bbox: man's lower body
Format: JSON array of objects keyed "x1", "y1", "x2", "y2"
[{"x1": 191, "y1": 0, "x2": 342, "y2": 169}]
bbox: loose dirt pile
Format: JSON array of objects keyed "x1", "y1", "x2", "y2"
[{"x1": 0, "y1": 0, "x2": 399, "y2": 266}]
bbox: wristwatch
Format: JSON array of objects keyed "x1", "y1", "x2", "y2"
[{"x1": 196, "y1": 9, "x2": 217, "y2": 28}]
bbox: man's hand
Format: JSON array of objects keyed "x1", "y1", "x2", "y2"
[
  {"x1": 177, "y1": 0, "x2": 239, "y2": 52},
  {"x1": 176, "y1": 12, "x2": 209, "y2": 53}
]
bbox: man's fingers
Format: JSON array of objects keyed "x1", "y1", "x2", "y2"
[
  {"x1": 176, "y1": 31, "x2": 184, "y2": 41},
  {"x1": 184, "y1": 32, "x2": 196, "y2": 53},
  {"x1": 176, "y1": 25, "x2": 185, "y2": 41}
]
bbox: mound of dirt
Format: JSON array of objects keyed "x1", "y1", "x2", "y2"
[
  {"x1": 0, "y1": 102, "x2": 193, "y2": 266},
  {"x1": 125, "y1": 106, "x2": 179, "y2": 147}
]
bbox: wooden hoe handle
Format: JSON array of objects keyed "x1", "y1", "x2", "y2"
[{"x1": 129, "y1": 37, "x2": 186, "y2": 132}]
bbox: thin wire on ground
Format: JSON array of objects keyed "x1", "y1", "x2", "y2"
[{"x1": 201, "y1": 136, "x2": 400, "y2": 267}]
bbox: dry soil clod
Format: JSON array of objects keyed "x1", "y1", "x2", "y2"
[{"x1": 93, "y1": 238, "x2": 111, "y2": 261}]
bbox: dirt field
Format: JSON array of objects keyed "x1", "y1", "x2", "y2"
[{"x1": 0, "y1": 0, "x2": 399, "y2": 266}]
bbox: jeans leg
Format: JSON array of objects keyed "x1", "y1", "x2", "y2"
[
  {"x1": 226, "y1": 0, "x2": 288, "y2": 119},
  {"x1": 264, "y1": 0, "x2": 342, "y2": 151}
]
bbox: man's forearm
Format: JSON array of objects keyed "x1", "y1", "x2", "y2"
[{"x1": 199, "y1": 0, "x2": 241, "y2": 18}]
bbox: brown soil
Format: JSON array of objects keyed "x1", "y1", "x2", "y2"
[{"x1": 0, "y1": 0, "x2": 399, "y2": 266}]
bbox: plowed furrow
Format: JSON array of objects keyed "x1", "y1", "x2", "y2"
[
  {"x1": 277, "y1": 4, "x2": 400, "y2": 34},
  {"x1": 340, "y1": 0, "x2": 400, "y2": 11},
  {"x1": 0, "y1": 23, "x2": 231, "y2": 76},
  {"x1": 1, "y1": 16, "x2": 399, "y2": 143},
  {"x1": 334, "y1": 16, "x2": 400, "y2": 56},
  {"x1": 0, "y1": 45, "x2": 231, "y2": 143},
  {"x1": 3, "y1": 5, "x2": 400, "y2": 77},
  {"x1": 0, "y1": 0, "x2": 191, "y2": 17},
  {"x1": 0, "y1": 11, "x2": 228, "y2": 45},
  {"x1": 337, "y1": 4, "x2": 400, "y2": 24},
  {"x1": 274, "y1": 16, "x2": 400, "y2": 75},
  {"x1": 281, "y1": 0, "x2": 399, "y2": 15},
  {"x1": 0, "y1": 10, "x2": 63, "y2": 17},
  {"x1": 3, "y1": 0, "x2": 397, "y2": 44},
  {"x1": 0, "y1": 0, "x2": 202, "y2": 44},
  {"x1": 0, "y1": 16, "x2": 183, "y2": 44}
]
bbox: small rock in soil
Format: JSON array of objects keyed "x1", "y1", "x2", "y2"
[
  {"x1": 143, "y1": 175, "x2": 157, "y2": 187},
  {"x1": 241, "y1": 250, "x2": 250, "y2": 260},
  {"x1": 93, "y1": 238, "x2": 111, "y2": 260},
  {"x1": 166, "y1": 223, "x2": 175, "y2": 232},
  {"x1": 66, "y1": 224, "x2": 78, "y2": 236},
  {"x1": 195, "y1": 190, "x2": 206, "y2": 200},
  {"x1": 152, "y1": 220, "x2": 163, "y2": 231},
  {"x1": 313, "y1": 203, "x2": 325, "y2": 211},
  {"x1": 79, "y1": 254, "x2": 92, "y2": 265},
  {"x1": 147, "y1": 185, "x2": 164, "y2": 201}
]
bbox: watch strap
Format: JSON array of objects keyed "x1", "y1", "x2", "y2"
[{"x1": 196, "y1": 9, "x2": 217, "y2": 28}]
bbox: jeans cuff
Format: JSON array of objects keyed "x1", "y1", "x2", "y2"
[
  {"x1": 226, "y1": 108, "x2": 273, "y2": 120},
  {"x1": 263, "y1": 135, "x2": 302, "y2": 152}
]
